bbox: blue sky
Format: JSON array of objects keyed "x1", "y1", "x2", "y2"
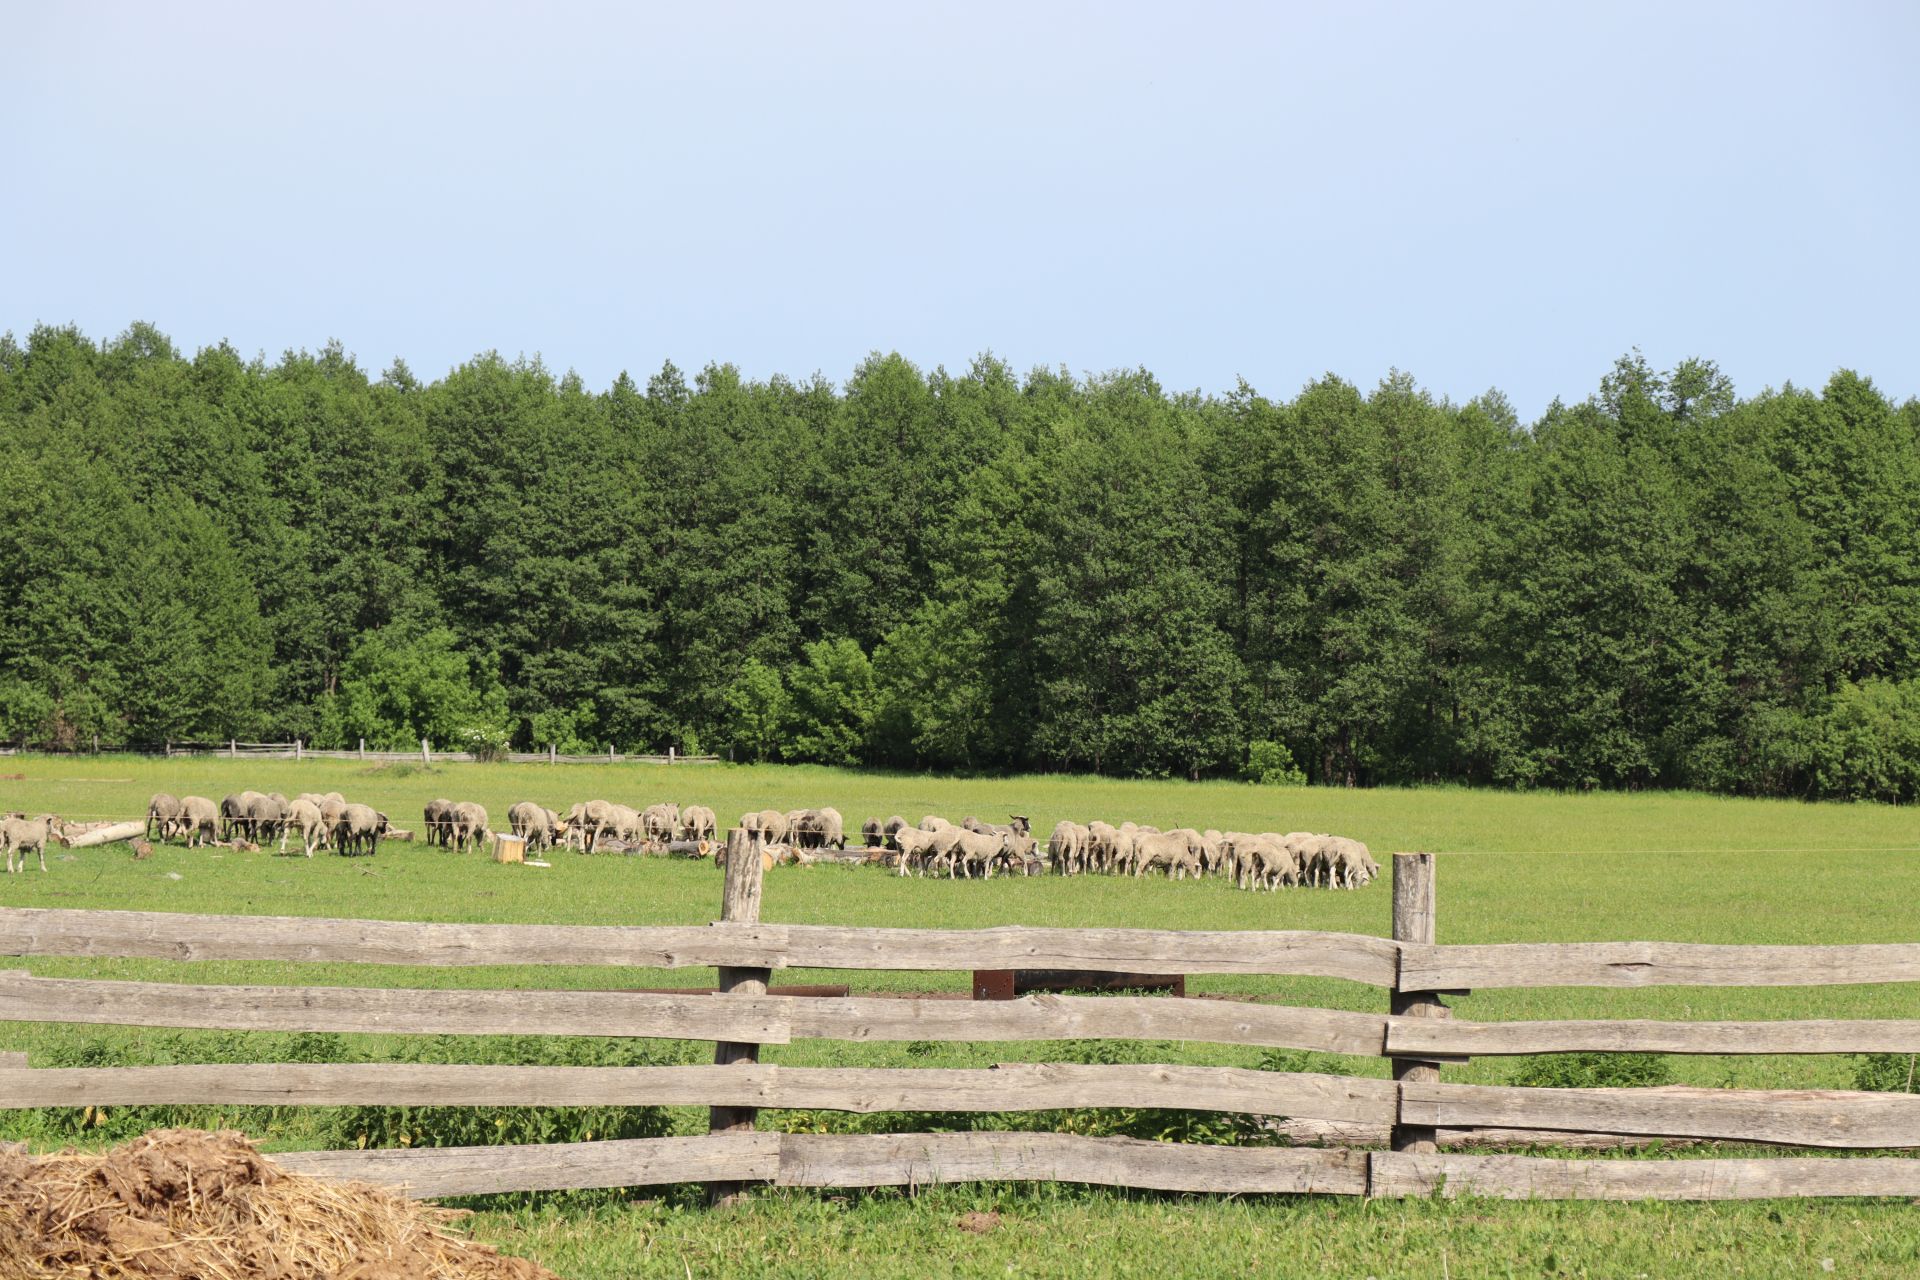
[{"x1": 5, "y1": 0, "x2": 1914, "y2": 418}]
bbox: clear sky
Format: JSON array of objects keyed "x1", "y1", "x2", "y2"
[{"x1": 4, "y1": 0, "x2": 1914, "y2": 418}]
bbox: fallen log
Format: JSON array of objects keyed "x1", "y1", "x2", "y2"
[{"x1": 61, "y1": 821, "x2": 145, "y2": 848}]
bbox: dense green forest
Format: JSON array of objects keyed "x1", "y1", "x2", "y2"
[{"x1": 2, "y1": 323, "x2": 1917, "y2": 799}]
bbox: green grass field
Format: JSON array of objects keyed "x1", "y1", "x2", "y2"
[{"x1": 3, "y1": 755, "x2": 1919, "y2": 1277}]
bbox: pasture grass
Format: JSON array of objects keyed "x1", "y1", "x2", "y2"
[{"x1": 3, "y1": 756, "x2": 1920, "y2": 1276}]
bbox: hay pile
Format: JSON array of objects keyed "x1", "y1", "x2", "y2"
[{"x1": 0, "y1": 1128, "x2": 558, "y2": 1279}]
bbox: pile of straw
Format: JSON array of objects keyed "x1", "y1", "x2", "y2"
[{"x1": 0, "y1": 1128, "x2": 557, "y2": 1278}]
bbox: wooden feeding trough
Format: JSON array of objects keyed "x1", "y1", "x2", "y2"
[
  {"x1": 972, "y1": 969, "x2": 1186, "y2": 1000},
  {"x1": 492, "y1": 833, "x2": 526, "y2": 864}
]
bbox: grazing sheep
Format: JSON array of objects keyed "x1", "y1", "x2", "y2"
[
  {"x1": 949, "y1": 828, "x2": 1011, "y2": 879},
  {"x1": 145, "y1": 793, "x2": 183, "y2": 841},
  {"x1": 1086, "y1": 821, "x2": 1123, "y2": 874},
  {"x1": 680, "y1": 805, "x2": 717, "y2": 842},
  {"x1": 450, "y1": 802, "x2": 491, "y2": 853},
  {"x1": 508, "y1": 801, "x2": 562, "y2": 853},
  {"x1": 743, "y1": 809, "x2": 791, "y2": 844},
  {"x1": 334, "y1": 803, "x2": 391, "y2": 856},
  {"x1": 282, "y1": 798, "x2": 327, "y2": 857},
  {"x1": 317, "y1": 797, "x2": 349, "y2": 849},
  {"x1": 247, "y1": 793, "x2": 288, "y2": 846},
  {"x1": 642, "y1": 802, "x2": 681, "y2": 843},
  {"x1": 861, "y1": 816, "x2": 885, "y2": 848},
  {"x1": 423, "y1": 799, "x2": 456, "y2": 847},
  {"x1": 919, "y1": 815, "x2": 953, "y2": 836},
  {"x1": 892, "y1": 826, "x2": 936, "y2": 875},
  {"x1": 221, "y1": 792, "x2": 260, "y2": 841},
  {"x1": 1132, "y1": 830, "x2": 1200, "y2": 880},
  {"x1": 1046, "y1": 821, "x2": 1087, "y2": 875},
  {"x1": 922, "y1": 824, "x2": 967, "y2": 878},
  {"x1": 176, "y1": 796, "x2": 219, "y2": 848}
]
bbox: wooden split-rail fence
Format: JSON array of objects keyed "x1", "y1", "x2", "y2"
[{"x1": 1, "y1": 851, "x2": 1919, "y2": 1202}]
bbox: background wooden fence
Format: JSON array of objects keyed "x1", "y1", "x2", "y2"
[
  {"x1": 2, "y1": 740, "x2": 718, "y2": 764},
  {"x1": 1, "y1": 851, "x2": 1918, "y2": 1201}
]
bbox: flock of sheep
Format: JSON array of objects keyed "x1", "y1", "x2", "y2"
[
  {"x1": 144, "y1": 791, "x2": 394, "y2": 856},
  {"x1": 120, "y1": 791, "x2": 1374, "y2": 891},
  {"x1": 441, "y1": 799, "x2": 723, "y2": 854},
  {"x1": 867, "y1": 815, "x2": 1377, "y2": 889}
]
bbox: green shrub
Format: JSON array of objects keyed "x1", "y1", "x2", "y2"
[
  {"x1": 1808, "y1": 679, "x2": 1920, "y2": 803},
  {"x1": 1244, "y1": 741, "x2": 1308, "y2": 787},
  {"x1": 1507, "y1": 1052, "x2": 1672, "y2": 1089}
]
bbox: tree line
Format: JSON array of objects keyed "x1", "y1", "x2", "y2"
[{"x1": 3, "y1": 322, "x2": 1918, "y2": 800}]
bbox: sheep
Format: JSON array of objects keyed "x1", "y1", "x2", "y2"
[
  {"x1": 680, "y1": 805, "x2": 717, "y2": 842},
  {"x1": 1047, "y1": 821, "x2": 1088, "y2": 874},
  {"x1": 247, "y1": 793, "x2": 289, "y2": 846},
  {"x1": 318, "y1": 797, "x2": 349, "y2": 849},
  {"x1": 1131, "y1": 830, "x2": 1199, "y2": 880},
  {"x1": 742, "y1": 809, "x2": 791, "y2": 844},
  {"x1": 176, "y1": 796, "x2": 219, "y2": 848},
  {"x1": 2, "y1": 814, "x2": 66, "y2": 873},
  {"x1": 220, "y1": 792, "x2": 260, "y2": 841},
  {"x1": 449, "y1": 802, "x2": 491, "y2": 854},
  {"x1": 892, "y1": 826, "x2": 937, "y2": 875},
  {"x1": 281, "y1": 798, "x2": 327, "y2": 857},
  {"x1": 642, "y1": 802, "x2": 681, "y2": 843},
  {"x1": 145, "y1": 793, "x2": 183, "y2": 841},
  {"x1": 508, "y1": 801, "x2": 562, "y2": 853},
  {"x1": 423, "y1": 799, "x2": 456, "y2": 847},
  {"x1": 948, "y1": 827, "x2": 1011, "y2": 879},
  {"x1": 1086, "y1": 821, "x2": 1123, "y2": 874},
  {"x1": 334, "y1": 804, "x2": 390, "y2": 856},
  {"x1": 922, "y1": 824, "x2": 967, "y2": 878}
]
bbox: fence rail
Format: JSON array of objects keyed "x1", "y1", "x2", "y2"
[{"x1": 1, "y1": 853, "x2": 1918, "y2": 1202}]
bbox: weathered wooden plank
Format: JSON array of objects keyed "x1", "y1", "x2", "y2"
[
  {"x1": 0, "y1": 1062, "x2": 1397, "y2": 1123},
  {"x1": 0, "y1": 907, "x2": 1398, "y2": 982},
  {"x1": 0, "y1": 907, "x2": 786, "y2": 969},
  {"x1": 274, "y1": 1132, "x2": 782, "y2": 1198},
  {"x1": 1403, "y1": 1083, "x2": 1920, "y2": 1150},
  {"x1": 1387, "y1": 1016, "x2": 1920, "y2": 1057},
  {"x1": 0, "y1": 973, "x2": 1386, "y2": 1054},
  {"x1": 0, "y1": 972, "x2": 794, "y2": 1043},
  {"x1": 1401, "y1": 941, "x2": 1920, "y2": 991},
  {"x1": 793, "y1": 995, "x2": 1389, "y2": 1055},
  {"x1": 784, "y1": 926, "x2": 1399, "y2": 985},
  {"x1": 775, "y1": 1132, "x2": 1370, "y2": 1194},
  {"x1": 1369, "y1": 1152, "x2": 1920, "y2": 1200},
  {"x1": 275, "y1": 1132, "x2": 1368, "y2": 1198}
]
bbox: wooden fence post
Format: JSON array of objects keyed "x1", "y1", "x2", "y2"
[
  {"x1": 421, "y1": 738, "x2": 431, "y2": 766},
  {"x1": 608, "y1": 743, "x2": 616, "y2": 764},
  {"x1": 709, "y1": 830, "x2": 769, "y2": 1206},
  {"x1": 549, "y1": 743, "x2": 556, "y2": 764},
  {"x1": 1390, "y1": 852, "x2": 1446, "y2": 1154},
  {"x1": 229, "y1": 739, "x2": 237, "y2": 759},
  {"x1": 358, "y1": 738, "x2": 365, "y2": 760},
  {"x1": 295, "y1": 738, "x2": 302, "y2": 761}
]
